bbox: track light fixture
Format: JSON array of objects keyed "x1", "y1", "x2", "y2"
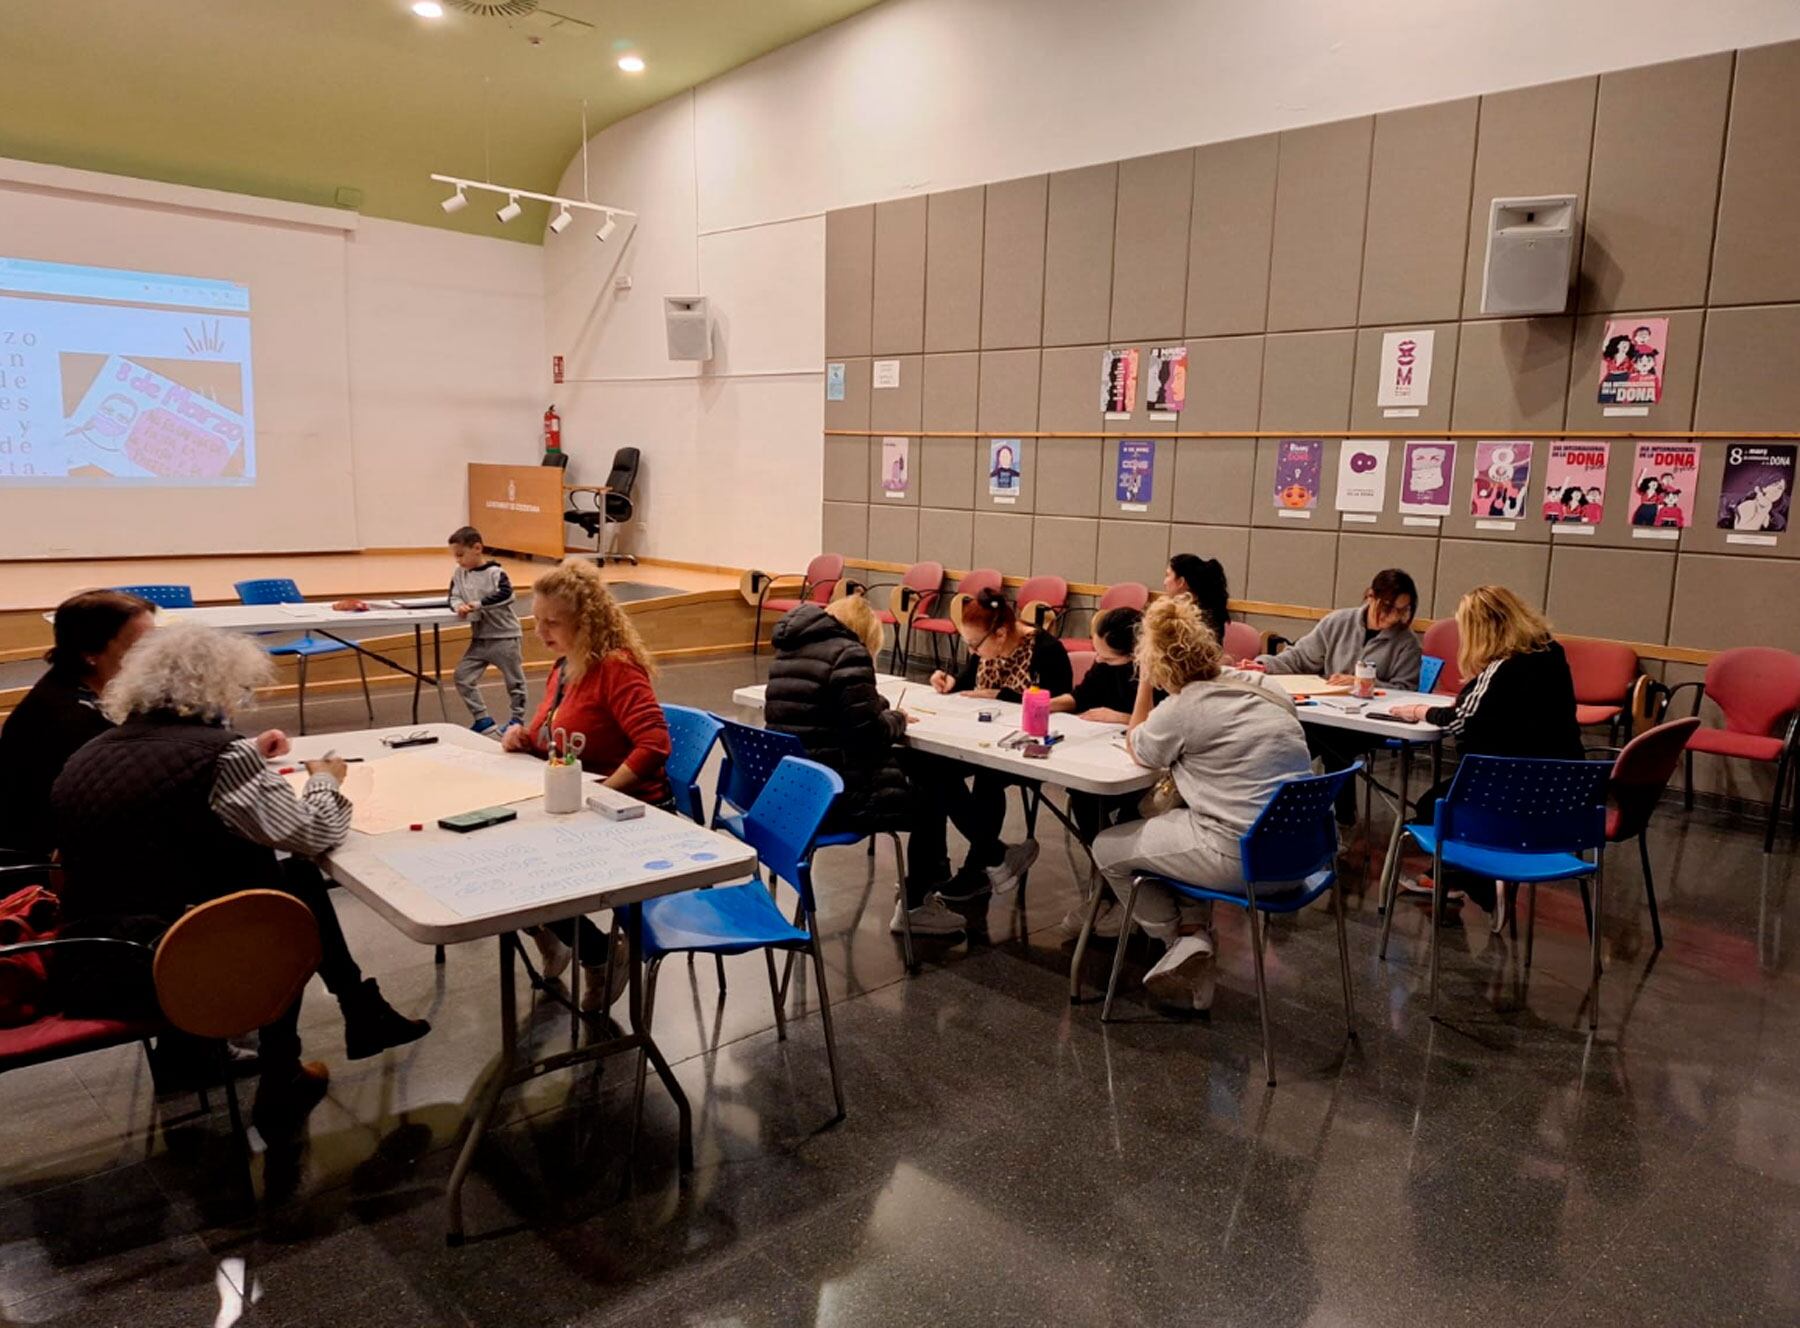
[
  {"x1": 549, "y1": 207, "x2": 574, "y2": 234},
  {"x1": 430, "y1": 102, "x2": 634, "y2": 241},
  {"x1": 496, "y1": 194, "x2": 523, "y2": 223},
  {"x1": 440, "y1": 185, "x2": 468, "y2": 214},
  {"x1": 595, "y1": 212, "x2": 618, "y2": 243}
]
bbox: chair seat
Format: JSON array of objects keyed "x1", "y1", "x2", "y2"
[
  {"x1": 0, "y1": 1015, "x2": 158, "y2": 1073},
  {"x1": 1575, "y1": 703, "x2": 1622, "y2": 726},
  {"x1": 264, "y1": 636, "x2": 353, "y2": 658},
  {"x1": 813, "y1": 830, "x2": 865, "y2": 848},
  {"x1": 640, "y1": 882, "x2": 810, "y2": 958},
  {"x1": 874, "y1": 609, "x2": 898, "y2": 626},
  {"x1": 1406, "y1": 825, "x2": 1597, "y2": 883},
  {"x1": 1147, "y1": 869, "x2": 1333, "y2": 915},
  {"x1": 911, "y1": 617, "x2": 956, "y2": 635},
  {"x1": 1685, "y1": 728, "x2": 1785, "y2": 762},
  {"x1": 763, "y1": 598, "x2": 804, "y2": 614}
]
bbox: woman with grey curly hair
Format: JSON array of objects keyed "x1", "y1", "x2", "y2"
[{"x1": 50, "y1": 623, "x2": 429, "y2": 1129}]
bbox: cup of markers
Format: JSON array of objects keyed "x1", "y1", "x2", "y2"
[{"x1": 544, "y1": 727, "x2": 586, "y2": 814}]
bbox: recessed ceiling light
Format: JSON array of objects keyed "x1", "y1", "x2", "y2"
[
  {"x1": 617, "y1": 54, "x2": 646, "y2": 73},
  {"x1": 412, "y1": 2, "x2": 444, "y2": 18}
]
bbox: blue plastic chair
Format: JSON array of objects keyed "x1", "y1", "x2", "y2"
[
  {"x1": 1418, "y1": 655, "x2": 1446, "y2": 693},
  {"x1": 1380, "y1": 755, "x2": 1611, "y2": 1028},
  {"x1": 633, "y1": 756, "x2": 848, "y2": 1126},
  {"x1": 1101, "y1": 765, "x2": 1361, "y2": 1086},
  {"x1": 234, "y1": 578, "x2": 371, "y2": 734},
  {"x1": 662, "y1": 705, "x2": 724, "y2": 826},
  {"x1": 113, "y1": 583, "x2": 194, "y2": 609}
]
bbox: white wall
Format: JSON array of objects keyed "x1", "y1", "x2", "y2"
[{"x1": 546, "y1": 0, "x2": 1800, "y2": 570}]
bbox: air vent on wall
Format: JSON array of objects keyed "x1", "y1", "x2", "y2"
[{"x1": 444, "y1": 0, "x2": 540, "y2": 17}]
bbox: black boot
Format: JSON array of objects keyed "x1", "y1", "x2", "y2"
[{"x1": 338, "y1": 980, "x2": 431, "y2": 1060}]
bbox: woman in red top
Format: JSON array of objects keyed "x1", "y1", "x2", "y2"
[{"x1": 503, "y1": 559, "x2": 672, "y2": 1009}]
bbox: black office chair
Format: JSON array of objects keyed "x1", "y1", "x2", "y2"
[{"x1": 563, "y1": 446, "x2": 640, "y2": 565}]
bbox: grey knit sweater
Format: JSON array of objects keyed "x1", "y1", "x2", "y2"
[{"x1": 1253, "y1": 604, "x2": 1421, "y2": 689}]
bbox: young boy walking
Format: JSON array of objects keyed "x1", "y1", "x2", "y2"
[{"x1": 447, "y1": 526, "x2": 527, "y2": 733}]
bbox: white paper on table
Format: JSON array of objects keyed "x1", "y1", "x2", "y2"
[
  {"x1": 1264, "y1": 674, "x2": 1352, "y2": 697},
  {"x1": 286, "y1": 748, "x2": 543, "y2": 835}
]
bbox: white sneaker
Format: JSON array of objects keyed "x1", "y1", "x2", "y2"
[
  {"x1": 1399, "y1": 875, "x2": 1465, "y2": 904},
  {"x1": 890, "y1": 895, "x2": 966, "y2": 936},
  {"x1": 984, "y1": 841, "x2": 1040, "y2": 896},
  {"x1": 1144, "y1": 933, "x2": 1217, "y2": 1011},
  {"x1": 578, "y1": 931, "x2": 631, "y2": 1013},
  {"x1": 527, "y1": 926, "x2": 572, "y2": 981},
  {"x1": 1058, "y1": 898, "x2": 1123, "y2": 940}
]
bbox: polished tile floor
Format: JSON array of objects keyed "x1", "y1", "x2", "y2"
[{"x1": 2, "y1": 654, "x2": 1797, "y2": 1326}]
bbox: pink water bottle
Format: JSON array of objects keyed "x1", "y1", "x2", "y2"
[{"x1": 1021, "y1": 687, "x2": 1051, "y2": 738}]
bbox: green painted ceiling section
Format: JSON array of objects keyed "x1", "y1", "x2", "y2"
[{"x1": 0, "y1": 0, "x2": 883, "y2": 243}]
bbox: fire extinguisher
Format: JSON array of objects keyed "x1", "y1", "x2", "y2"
[{"x1": 543, "y1": 404, "x2": 562, "y2": 455}]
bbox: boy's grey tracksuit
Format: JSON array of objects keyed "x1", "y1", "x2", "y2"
[{"x1": 450, "y1": 562, "x2": 527, "y2": 725}]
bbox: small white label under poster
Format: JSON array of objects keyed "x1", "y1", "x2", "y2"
[
  {"x1": 1632, "y1": 527, "x2": 1679, "y2": 542},
  {"x1": 1120, "y1": 503, "x2": 1148, "y2": 513},
  {"x1": 1342, "y1": 512, "x2": 1378, "y2": 524},
  {"x1": 1727, "y1": 533, "x2": 1778, "y2": 547},
  {"x1": 1476, "y1": 519, "x2": 1515, "y2": 532},
  {"x1": 1383, "y1": 408, "x2": 1420, "y2": 418},
  {"x1": 992, "y1": 495, "x2": 1016, "y2": 506},
  {"x1": 1105, "y1": 411, "x2": 1130, "y2": 422},
  {"x1": 1277, "y1": 508, "x2": 1312, "y2": 520},
  {"x1": 1553, "y1": 524, "x2": 1596, "y2": 536},
  {"x1": 872, "y1": 360, "x2": 901, "y2": 389},
  {"x1": 1402, "y1": 516, "x2": 1440, "y2": 529},
  {"x1": 1149, "y1": 412, "x2": 1177, "y2": 422},
  {"x1": 883, "y1": 491, "x2": 906, "y2": 500},
  {"x1": 1603, "y1": 406, "x2": 1650, "y2": 417}
]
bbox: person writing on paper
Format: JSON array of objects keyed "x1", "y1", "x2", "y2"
[
  {"x1": 1244, "y1": 569, "x2": 1422, "y2": 689},
  {"x1": 49, "y1": 624, "x2": 429, "y2": 1128},
  {"x1": 913, "y1": 588, "x2": 1072, "y2": 901},
  {"x1": 1384, "y1": 585, "x2": 1580, "y2": 916},
  {"x1": 1091, "y1": 597, "x2": 1312, "y2": 1010},
  {"x1": 503, "y1": 558, "x2": 671, "y2": 1008},
  {"x1": 1163, "y1": 554, "x2": 1231, "y2": 644},
  {"x1": 766, "y1": 596, "x2": 962, "y2": 938},
  {"x1": 0, "y1": 590, "x2": 155, "y2": 859}
]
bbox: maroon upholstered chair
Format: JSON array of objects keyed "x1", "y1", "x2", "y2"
[
  {"x1": 1668, "y1": 647, "x2": 1800, "y2": 853},
  {"x1": 1604, "y1": 717, "x2": 1702, "y2": 950},
  {"x1": 746, "y1": 554, "x2": 845, "y2": 655}
]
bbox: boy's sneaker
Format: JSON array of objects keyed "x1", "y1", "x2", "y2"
[
  {"x1": 470, "y1": 717, "x2": 496, "y2": 735},
  {"x1": 984, "y1": 841, "x2": 1039, "y2": 896},
  {"x1": 890, "y1": 895, "x2": 967, "y2": 936},
  {"x1": 1144, "y1": 933, "x2": 1217, "y2": 1011},
  {"x1": 1057, "y1": 898, "x2": 1123, "y2": 941},
  {"x1": 1399, "y1": 874, "x2": 1464, "y2": 904},
  {"x1": 499, "y1": 718, "x2": 523, "y2": 737}
]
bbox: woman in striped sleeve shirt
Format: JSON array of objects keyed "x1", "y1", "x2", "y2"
[{"x1": 51, "y1": 624, "x2": 429, "y2": 1129}]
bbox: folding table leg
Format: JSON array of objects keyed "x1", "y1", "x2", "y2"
[
  {"x1": 1377, "y1": 745, "x2": 1413, "y2": 959},
  {"x1": 446, "y1": 933, "x2": 520, "y2": 1245}
]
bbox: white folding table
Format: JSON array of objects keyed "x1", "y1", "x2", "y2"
[{"x1": 286, "y1": 723, "x2": 757, "y2": 1242}]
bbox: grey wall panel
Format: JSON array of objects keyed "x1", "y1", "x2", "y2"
[
  {"x1": 1266, "y1": 117, "x2": 1374, "y2": 332},
  {"x1": 1565, "y1": 308, "x2": 1702, "y2": 434},
  {"x1": 868, "y1": 355, "x2": 923, "y2": 433},
  {"x1": 1246, "y1": 527, "x2": 1338, "y2": 606},
  {"x1": 972, "y1": 511, "x2": 1035, "y2": 576},
  {"x1": 1711, "y1": 40, "x2": 1800, "y2": 305},
  {"x1": 821, "y1": 502, "x2": 868, "y2": 559},
  {"x1": 1580, "y1": 53, "x2": 1731, "y2": 314},
  {"x1": 1036, "y1": 437, "x2": 1103, "y2": 518},
  {"x1": 1042, "y1": 163, "x2": 1119, "y2": 347},
  {"x1": 1461, "y1": 77, "x2": 1597, "y2": 319},
  {"x1": 1111, "y1": 150, "x2": 1194, "y2": 343},
  {"x1": 1096, "y1": 520, "x2": 1173, "y2": 589},
  {"x1": 1100, "y1": 436, "x2": 1174, "y2": 522},
  {"x1": 823, "y1": 356, "x2": 870, "y2": 433},
  {"x1": 1335, "y1": 533, "x2": 1438, "y2": 613},
  {"x1": 825, "y1": 205, "x2": 874, "y2": 358},
  {"x1": 1031, "y1": 516, "x2": 1098, "y2": 582},
  {"x1": 921, "y1": 352, "x2": 979, "y2": 431},
  {"x1": 1438, "y1": 437, "x2": 1548, "y2": 546},
  {"x1": 1260, "y1": 330, "x2": 1356, "y2": 431},
  {"x1": 823, "y1": 436, "x2": 870, "y2": 504},
  {"x1": 977, "y1": 349, "x2": 1041, "y2": 433},
  {"x1": 981, "y1": 175, "x2": 1048, "y2": 349},
  {"x1": 1349, "y1": 323, "x2": 1459, "y2": 432},
  {"x1": 871, "y1": 197, "x2": 927, "y2": 355},
  {"x1": 919, "y1": 436, "x2": 977, "y2": 511},
  {"x1": 1680, "y1": 430, "x2": 1799, "y2": 562},
  {"x1": 1172, "y1": 439, "x2": 1256, "y2": 527},
  {"x1": 1670, "y1": 553, "x2": 1800, "y2": 652},
  {"x1": 1169, "y1": 524, "x2": 1250, "y2": 603},
  {"x1": 1545, "y1": 545, "x2": 1676, "y2": 643},
  {"x1": 866, "y1": 503, "x2": 920, "y2": 565},
  {"x1": 1186, "y1": 134, "x2": 1278, "y2": 337},
  {"x1": 1038, "y1": 345, "x2": 1105, "y2": 433},
  {"x1": 1360, "y1": 99, "x2": 1479, "y2": 326},
  {"x1": 925, "y1": 186, "x2": 985, "y2": 353},
  {"x1": 918, "y1": 507, "x2": 973, "y2": 571},
  {"x1": 1433, "y1": 538, "x2": 1550, "y2": 617},
  {"x1": 1450, "y1": 317, "x2": 1574, "y2": 430},
  {"x1": 1185, "y1": 335, "x2": 1264, "y2": 430},
  {"x1": 1694, "y1": 304, "x2": 1800, "y2": 433}
]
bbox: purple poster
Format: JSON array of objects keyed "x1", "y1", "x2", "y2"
[
  {"x1": 1273, "y1": 439, "x2": 1322, "y2": 511},
  {"x1": 1397, "y1": 440, "x2": 1455, "y2": 516},
  {"x1": 1115, "y1": 440, "x2": 1154, "y2": 507}
]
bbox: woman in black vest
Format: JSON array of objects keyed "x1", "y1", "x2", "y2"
[{"x1": 52, "y1": 624, "x2": 429, "y2": 1130}]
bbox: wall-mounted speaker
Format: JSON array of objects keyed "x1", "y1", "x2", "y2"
[
  {"x1": 1480, "y1": 195, "x2": 1578, "y2": 316},
  {"x1": 664, "y1": 295, "x2": 712, "y2": 362}
]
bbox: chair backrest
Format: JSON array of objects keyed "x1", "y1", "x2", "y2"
[
  {"x1": 714, "y1": 718, "x2": 808, "y2": 819},
  {"x1": 1421, "y1": 619, "x2": 1463, "y2": 694},
  {"x1": 956, "y1": 568, "x2": 1003, "y2": 601},
  {"x1": 803, "y1": 554, "x2": 846, "y2": 603},
  {"x1": 662, "y1": 704, "x2": 724, "y2": 825},
  {"x1": 1704, "y1": 646, "x2": 1800, "y2": 737},
  {"x1": 542, "y1": 451, "x2": 570, "y2": 469},
  {"x1": 153, "y1": 890, "x2": 320, "y2": 1039},
  {"x1": 1418, "y1": 655, "x2": 1446, "y2": 694},
  {"x1": 740, "y1": 757, "x2": 844, "y2": 911},
  {"x1": 1608, "y1": 717, "x2": 1702, "y2": 841},
  {"x1": 1015, "y1": 575, "x2": 1069, "y2": 610},
  {"x1": 1440, "y1": 755, "x2": 1610, "y2": 855},
  {"x1": 1562, "y1": 638, "x2": 1639, "y2": 707},
  {"x1": 1098, "y1": 582, "x2": 1149, "y2": 613},
  {"x1": 605, "y1": 446, "x2": 642, "y2": 499},
  {"x1": 1221, "y1": 620, "x2": 1261, "y2": 661},
  {"x1": 1239, "y1": 766, "x2": 1361, "y2": 887},
  {"x1": 114, "y1": 583, "x2": 195, "y2": 609},
  {"x1": 1068, "y1": 649, "x2": 1096, "y2": 689},
  {"x1": 233, "y1": 578, "x2": 304, "y2": 606}
]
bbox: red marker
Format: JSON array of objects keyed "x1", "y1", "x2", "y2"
[
  {"x1": 410, "y1": 823, "x2": 423, "y2": 832},
  {"x1": 277, "y1": 766, "x2": 296, "y2": 775}
]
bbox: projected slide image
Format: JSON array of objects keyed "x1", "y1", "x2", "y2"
[{"x1": 0, "y1": 257, "x2": 255, "y2": 484}]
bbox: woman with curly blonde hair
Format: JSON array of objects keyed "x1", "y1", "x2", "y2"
[
  {"x1": 1090, "y1": 597, "x2": 1312, "y2": 1010},
  {"x1": 504, "y1": 559, "x2": 671, "y2": 1006}
]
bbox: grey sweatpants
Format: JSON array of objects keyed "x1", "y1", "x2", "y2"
[
  {"x1": 455, "y1": 637, "x2": 528, "y2": 724},
  {"x1": 1091, "y1": 811, "x2": 1241, "y2": 941}
]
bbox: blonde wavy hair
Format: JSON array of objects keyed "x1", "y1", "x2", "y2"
[
  {"x1": 533, "y1": 558, "x2": 656, "y2": 680},
  {"x1": 1455, "y1": 584, "x2": 1554, "y2": 678},
  {"x1": 825, "y1": 595, "x2": 885, "y2": 658},
  {"x1": 1136, "y1": 596, "x2": 1222, "y2": 695},
  {"x1": 102, "y1": 623, "x2": 271, "y2": 724}
]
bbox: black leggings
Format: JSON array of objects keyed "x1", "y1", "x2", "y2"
[{"x1": 904, "y1": 752, "x2": 1013, "y2": 902}]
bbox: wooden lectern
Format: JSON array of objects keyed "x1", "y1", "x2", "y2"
[{"x1": 466, "y1": 464, "x2": 565, "y2": 558}]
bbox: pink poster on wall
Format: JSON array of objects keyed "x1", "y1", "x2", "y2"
[
  {"x1": 1396, "y1": 440, "x2": 1455, "y2": 516},
  {"x1": 1469, "y1": 441, "x2": 1533, "y2": 519},
  {"x1": 1629, "y1": 441, "x2": 1697, "y2": 529},
  {"x1": 1542, "y1": 442, "x2": 1610, "y2": 525},
  {"x1": 1597, "y1": 317, "x2": 1667, "y2": 409}
]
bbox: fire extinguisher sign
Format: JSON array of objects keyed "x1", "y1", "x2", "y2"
[{"x1": 553, "y1": 355, "x2": 565, "y2": 384}]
